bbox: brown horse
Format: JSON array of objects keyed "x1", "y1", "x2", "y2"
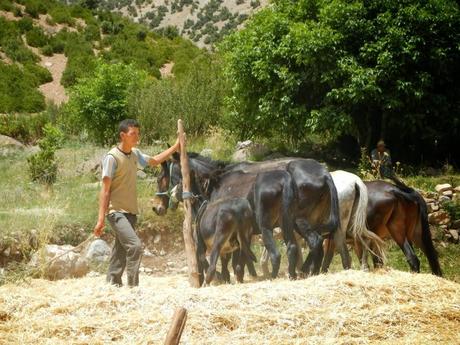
[{"x1": 354, "y1": 180, "x2": 442, "y2": 276}]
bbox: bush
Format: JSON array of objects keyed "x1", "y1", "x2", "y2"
[
  {"x1": 16, "y1": 17, "x2": 34, "y2": 33},
  {"x1": 25, "y1": 26, "x2": 49, "y2": 47},
  {"x1": 67, "y1": 61, "x2": 147, "y2": 145},
  {"x1": 0, "y1": 63, "x2": 46, "y2": 113},
  {"x1": 24, "y1": 0, "x2": 47, "y2": 18},
  {"x1": 130, "y1": 55, "x2": 226, "y2": 142},
  {"x1": 49, "y1": 6, "x2": 75, "y2": 26},
  {"x1": 23, "y1": 63, "x2": 53, "y2": 85},
  {"x1": 41, "y1": 44, "x2": 54, "y2": 56},
  {"x1": 0, "y1": 112, "x2": 50, "y2": 144},
  {"x1": 27, "y1": 123, "x2": 64, "y2": 185}
]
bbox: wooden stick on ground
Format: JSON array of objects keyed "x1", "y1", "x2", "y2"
[
  {"x1": 177, "y1": 119, "x2": 201, "y2": 288},
  {"x1": 164, "y1": 307, "x2": 188, "y2": 345}
]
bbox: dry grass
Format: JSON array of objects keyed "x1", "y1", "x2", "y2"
[{"x1": 0, "y1": 270, "x2": 459, "y2": 344}]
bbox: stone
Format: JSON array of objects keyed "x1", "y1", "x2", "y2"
[
  {"x1": 423, "y1": 198, "x2": 436, "y2": 204},
  {"x1": 438, "y1": 195, "x2": 451, "y2": 204},
  {"x1": 233, "y1": 141, "x2": 270, "y2": 162},
  {"x1": 448, "y1": 229, "x2": 459, "y2": 243},
  {"x1": 428, "y1": 210, "x2": 451, "y2": 226},
  {"x1": 137, "y1": 170, "x2": 147, "y2": 179},
  {"x1": 154, "y1": 233, "x2": 161, "y2": 244},
  {"x1": 200, "y1": 148, "x2": 213, "y2": 157},
  {"x1": 442, "y1": 190, "x2": 453, "y2": 198},
  {"x1": 452, "y1": 193, "x2": 459, "y2": 202},
  {"x1": 454, "y1": 186, "x2": 460, "y2": 193},
  {"x1": 29, "y1": 244, "x2": 89, "y2": 280},
  {"x1": 427, "y1": 203, "x2": 439, "y2": 213},
  {"x1": 85, "y1": 239, "x2": 111, "y2": 263},
  {"x1": 0, "y1": 135, "x2": 25, "y2": 149},
  {"x1": 435, "y1": 183, "x2": 452, "y2": 194}
]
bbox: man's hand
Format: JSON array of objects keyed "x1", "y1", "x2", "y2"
[
  {"x1": 174, "y1": 137, "x2": 181, "y2": 152},
  {"x1": 93, "y1": 220, "x2": 105, "y2": 237}
]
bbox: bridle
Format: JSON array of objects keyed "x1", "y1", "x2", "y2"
[{"x1": 155, "y1": 161, "x2": 176, "y2": 209}]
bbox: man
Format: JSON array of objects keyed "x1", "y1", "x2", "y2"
[
  {"x1": 371, "y1": 140, "x2": 395, "y2": 179},
  {"x1": 93, "y1": 119, "x2": 180, "y2": 287}
]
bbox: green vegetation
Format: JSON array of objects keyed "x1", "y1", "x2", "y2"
[
  {"x1": 27, "y1": 123, "x2": 64, "y2": 185},
  {"x1": 221, "y1": 0, "x2": 460, "y2": 164},
  {"x1": 65, "y1": 61, "x2": 147, "y2": 145}
]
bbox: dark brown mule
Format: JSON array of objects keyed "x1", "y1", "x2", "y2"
[{"x1": 356, "y1": 180, "x2": 442, "y2": 276}]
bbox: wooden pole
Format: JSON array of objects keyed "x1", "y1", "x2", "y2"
[
  {"x1": 178, "y1": 119, "x2": 201, "y2": 288},
  {"x1": 164, "y1": 307, "x2": 188, "y2": 345}
]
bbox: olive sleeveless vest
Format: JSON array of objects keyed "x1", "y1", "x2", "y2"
[{"x1": 107, "y1": 147, "x2": 139, "y2": 215}]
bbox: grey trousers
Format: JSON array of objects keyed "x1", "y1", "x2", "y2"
[{"x1": 106, "y1": 212, "x2": 143, "y2": 286}]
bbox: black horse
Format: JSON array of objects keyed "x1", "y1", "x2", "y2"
[
  {"x1": 196, "y1": 197, "x2": 257, "y2": 285},
  {"x1": 153, "y1": 152, "x2": 340, "y2": 279}
]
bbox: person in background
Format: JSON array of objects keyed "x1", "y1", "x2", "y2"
[
  {"x1": 371, "y1": 140, "x2": 395, "y2": 179},
  {"x1": 93, "y1": 119, "x2": 180, "y2": 287}
]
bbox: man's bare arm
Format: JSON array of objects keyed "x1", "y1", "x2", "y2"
[
  {"x1": 93, "y1": 177, "x2": 111, "y2": 237},
  {"x1": 148, "y1": 138, "x2": 180, "y2": 167}
]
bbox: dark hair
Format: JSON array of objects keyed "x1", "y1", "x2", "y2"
[{"x1": 119, "y1": 119, "x2": 140, "y2": 136}]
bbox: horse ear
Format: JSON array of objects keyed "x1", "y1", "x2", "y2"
[{"x1": 172, "y1": 151, "x2": 180, "y2": 162}]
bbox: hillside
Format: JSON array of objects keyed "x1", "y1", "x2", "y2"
[
  {"x1": 0, "y1": 0, "x2": 206, "y2": 114},
  {"x1": 95, "y1": 0, "x2": 268, "y2": 48}
]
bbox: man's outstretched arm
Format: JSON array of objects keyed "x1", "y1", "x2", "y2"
[{"x1": 148, "y1": 138, "x2": 180, "y2": 167}]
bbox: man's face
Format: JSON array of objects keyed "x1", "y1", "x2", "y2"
[
  {"x1": 120, "y1": 126, "x2": 140, "y2": 146},
  {"x1": 377, "y1": 144, "x2": 385, "y2": 152}
]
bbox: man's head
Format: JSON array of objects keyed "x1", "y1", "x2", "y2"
[
  {"x1": 118, "y1": 119, "x2": 140, "y2": 147},
  {"x1": 376, "y1": 140, "x2": 386, "y2": 152}
]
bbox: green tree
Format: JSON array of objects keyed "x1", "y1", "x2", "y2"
[
  {"x1": 67, "y1": 61, "x2": 147, "y2": 145},
  {"x1": 221, "y1": 0, "x2": 460, "y2": 163}
]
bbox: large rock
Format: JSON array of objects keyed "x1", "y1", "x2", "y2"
[
  {"x1": 29, "y1": 244, "x2": 89, "y2": 280},
  {"x1": 85, "y1": 239, "x2": 111, "y2": 263},
  {"x1": 428, "y1": 210, "x2": 451, "y2": 226},
  {"x1": 232, "y1": 140, "x2": 270, "y2": 162},
  {"x1": 427, "y1": 203, "x2": 439, "y2": 213},
  {"x1": 442, "y1": 190, "x2": 453, "y2": 198},
  {"x1": 0, "y1": 135, "x2": 25, "y2": 156},
  {"x1": 435, "y1": 183, "x2": 452, "y2": 194},
  {"x1": 454, "y1": 186, "x2": 460, "y2": 193},
  {"x1": 0, "y1": 135, "x2": 25, "y2": 149},
  {"x1": 448, "y1": 229, "x2": 459, "y2": 243}
]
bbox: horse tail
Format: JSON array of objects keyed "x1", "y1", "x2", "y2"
[
  {"x1": 281, "y1": 173, "x2": 295, "y2": 241},
  {"x1": 351, "y1": 179, "x2": 385, "y2": 262},
  {"x1": 325, "y1": 174, "x2": 341, "y2": 234},
  {"x1": 389, "y1": 180, "x2": 442, "y2": 277},
  {"x1": 195, "y1": 202, "x2": 209, "y2": 272}
]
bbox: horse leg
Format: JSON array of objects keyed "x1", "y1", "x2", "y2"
[
  {"x1": 400, "y1": 239, "x2": 420, "y2": 273},
  {"x1": 205, "y1": 221, "x2": 232, "y2": 285},
  {"x1": 355, "y1": 239, "x2": 370, "y2": 272},
  {"x1": 302, "y1": 231, "x2": 324, "y2": 276},
  {"x1": 260, "y1": 247, "x2": 270, "y2": 278},
  {"x1": 281, "y1": 223, "x2": 298, "y2": 280},
  {"x1": 261, "y1": 227, "x2": 281, "y2": 278},
  {"x1": 321, "y1": 238, "x2": 335, "y2": 273},
  {"x1": 220, "y1": 253, "x2": 231, "y2": 283},
  {"x1": 246, "y1": 258, "x2": 257, "y2": 277},
  {"x1": 231, "y1": 250, "x2": 245, "y2": 283},
  {"x1": 334, "y1": 228, "x2": 351, "y2": 270},
  {"x1": 295, "y1": 233, "x2": 304, "y2": 275},
  {"x1": 296, "y1": 219, "x2": 324, "y2": 276}
]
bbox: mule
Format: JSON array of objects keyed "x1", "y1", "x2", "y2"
[
  {"x1": 356, "y1": 180, "x2": 442, "y2": 276},
  {"x1": 196, "y1": 198, "x2": 257, "y2": 285}
]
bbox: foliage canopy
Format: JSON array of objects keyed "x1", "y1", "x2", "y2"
[{"x1": 221, "y1": 0, "x2": 460, "y2": 163}]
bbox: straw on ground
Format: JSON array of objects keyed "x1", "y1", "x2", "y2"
[{"x1": 0, "y1": 269, "x2": 459, "y2": 344}]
